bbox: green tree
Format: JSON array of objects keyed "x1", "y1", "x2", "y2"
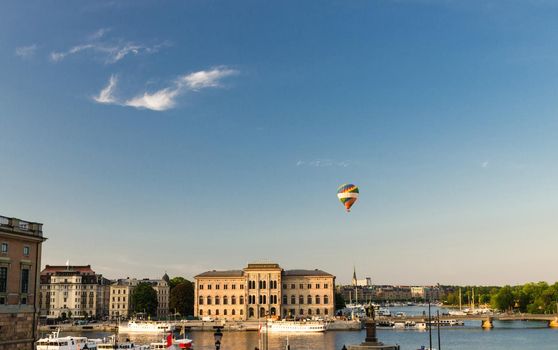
[
  {"x1": 335, "y1": 292, "x2": 346, "y2": 311},
  {"x1": 132, "y1": 282, "x2": 158, "y2": 318},
  {"x1": 169, "y1": 281, "x2": 194, "y2": 317},
  {"x1": 169, "y1": 277, "x2": 187, "y2": 290},
  {"x1": 491, "y1": 285, "x2": 514, "y2": 311}
]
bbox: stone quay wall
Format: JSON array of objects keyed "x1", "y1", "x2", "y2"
[{"x1": 0, "y1": 307, "x2": 37, "y2": 350}]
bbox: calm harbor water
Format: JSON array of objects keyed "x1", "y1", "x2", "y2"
[
  {"x1": 64, "y1": 321, "x2": 558, "y2": 350},
  {"x1": 61, "y1": 307, "x2": 558, "y2": 350}
]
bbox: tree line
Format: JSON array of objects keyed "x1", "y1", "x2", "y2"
[
  {"x1": 443, "y1": 282, "x2": 558, "y2": 314},
  {"x1": 131, "y1": 277, "x2": 194, "y2": 318}
]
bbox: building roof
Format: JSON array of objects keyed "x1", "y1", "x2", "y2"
[
  {"x1": 196, "y1": 270, "x2": 244, "y2": 278},
  {"x1": 284, "y1": 269, "x2": 333, "y2": 277},
  {"x1": 41, "y1": 265, "x2": 96, "y2": 275}
]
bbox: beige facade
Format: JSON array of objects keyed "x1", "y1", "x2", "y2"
[
  {"x1": 0, "y1": 215, "x2": 46, "y2": 350},
  {"x1": 109, "y1": 276, "x2": 170, "y2": 319},
  {"x1": 39, "y1": 265, "x2": 110, "y2": 319},
  {"x1": 194, "y1": 263, "x2": 335, "y2": 321}
]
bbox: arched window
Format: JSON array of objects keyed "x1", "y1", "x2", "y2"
[
  {"x1": 223, "y1": 296, "x2": 228, "y2": 305},
  {"x1": 316, "y1": 308, "x2": 321, "y2": 315},
  {"x1": 232, "y1": 296, "x2": 237, "y2": 305},
  {"x1": 215, "y1": 296, "x2": 220, "y2": 305},
  {"x1": 315, "y1": 295, "x2": 320, "y2": 304},
  {"x1": 199, "y1": 309, "x2": 203, "y2": 315},
  {"x1": 291, "y1": 295, "x2": 296, "y2": 305},
  {"x1": 324, "y1": 295, "x2": 329, "y2": 304},
  {"x1": 283, "y1": 295, "x2": 287, "y2": 304},
  {"x1": 308, "y1": 309, "x2": 312, "y2": 315},
  {"x1": 232, "y1": 309, "x2": 236, "y2": 315},
  {"x1": 224, "y1": 309, "x2": 227, "y2": 315},
  {"x1": 208, "y1": 309, "x2": 212, "y2": 315},
  {"x1": 240, "y1": 296, "x2": 244, "y2": 305},
  {"x1": 240, "y1": 309, "x2": 244, "y2": 315},
  {"x1": 299, "y1": 295, "x2": 304, "y2": 304},
  {"x1": 207, "y1": 296, "x2": 212, "y2": 305},
  {"x1": 259, "y1": 307, "x2": 266, "y2": 317},
  {"x1": 271, "y1": 307, "x2": 276, "y2": 316},
  {"x1": 249, "y1": 307, "x2": 254, "y2": 317},
  {"x1": 199, "y1": 296, "x2": 203, "y2": 305},
  {"x1": 307, "y1": 295, "x2": 312, "y2": 304}
]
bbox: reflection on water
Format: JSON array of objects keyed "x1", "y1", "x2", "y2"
[{"x1": 61, "y1": 323, "x2": 558, "y2": 350}]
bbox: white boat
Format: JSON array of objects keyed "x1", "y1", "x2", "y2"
[
  {"x1": 150, "y1": 334, "x2": 193, "y2": 349},
  {"x1": 36, "y1": 330, "x2": 101, "y2": 350},
  {"x1": 260, "y1": 320, "x2": 327, "y2": 333},
  {"x1": 118, "y1": 321, "x2": 176, "y2": 334},
  {"x1": 97, "y1": 335, "x2": 149, "y2": 350}
]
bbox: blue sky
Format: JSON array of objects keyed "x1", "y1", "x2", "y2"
[{"x1": 2, "y1": 0, "x2": 558, "y2": 285}]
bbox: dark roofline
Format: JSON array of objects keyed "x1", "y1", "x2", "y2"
[{"x1": 195, "y1": 270, "x2": 244, "y2": 278}]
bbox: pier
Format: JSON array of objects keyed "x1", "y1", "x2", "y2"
[{"x1": 380, "y1": 313, "x2": 558, "y2": 328}]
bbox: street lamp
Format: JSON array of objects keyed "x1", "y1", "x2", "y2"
[{"x1": 213, "y1": 326, "x2": 223, "y2": 350}]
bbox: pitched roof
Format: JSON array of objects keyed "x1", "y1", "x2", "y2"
[
  {"x1": 196, "y1": 270, "x2": 244, "y2": 278},
  {"x1": 41, "y1": 265, "x2": 96, "y2": 275},
  {"x1": 284, "y1": 269, "x2": 333, "y2": 277}
]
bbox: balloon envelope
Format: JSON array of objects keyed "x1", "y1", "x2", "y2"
[{"x1": 337, "y1": 184, "x2": 359, "y2": 212}]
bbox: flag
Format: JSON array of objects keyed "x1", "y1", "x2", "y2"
[{"x1": 166, "y1": 333, "x2": 173, "y2": 348}]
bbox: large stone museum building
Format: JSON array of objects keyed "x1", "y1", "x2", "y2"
[
  {"x1": 0, "y1": 215, "x2": 46, "y2": 350},
  {"x1": 194, "y1": 262, "x2": 335, "y2": 321}
]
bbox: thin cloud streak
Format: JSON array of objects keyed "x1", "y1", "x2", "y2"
[
  {"x1": 93, "y1": 67, "x2": 238, "y2": 111},
  {"x1": 49, "y1": 29, "x2": 168, "y2": 64},
  {"x1": 93, "y1": 75, "x2": 118, "y2": 104},
  {"x1": 15, "y1": 44, "x2": 38, "y2": 58}
]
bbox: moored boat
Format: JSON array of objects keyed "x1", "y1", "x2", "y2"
[
  {"x1": 118, "y1": 320, "x2": 175, "y2": 334},
  {"x1": 260, "y1": 319, "x2": 327, "y2": 333},
  {"x1": 36, "y1": 330, "x2": 101, "y2": 350}
]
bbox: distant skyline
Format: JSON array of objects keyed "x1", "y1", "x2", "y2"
[{"x1": 2, "y1": 0, "x2": 558, "y2": 286}]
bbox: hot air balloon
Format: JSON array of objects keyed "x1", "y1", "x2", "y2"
[{"x1": 337, "y1": 184, "x2": 359, "y2": 212}]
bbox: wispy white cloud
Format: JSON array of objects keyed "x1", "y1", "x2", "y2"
[
  {"x1": 180, "y1": 67, "x2": 238, "y2": 90},
  {"x1": 93, "y1": 75, "x2": 118, "y2": 104},
  {"x1": 124, "y1": 88, "x2": 179, "y2": 111},
  {"x1": 15, "y1": 44, "x2": 38, "y2": 58},
  {"x1": 50, "y1": 29, "x2": 168, "y2": 64},
  {"x1": 89, "y1": 27, "x2": 111, "y2": 40},
  {"x1": 93, "y1": 67, "x2": 238, "y2": 111},
  {"x1": 481, "y1": 161, "x2": 489, "y2": 168},
  {"x1": 296, "y1": 159, "x2": 351, "y2": 167}
]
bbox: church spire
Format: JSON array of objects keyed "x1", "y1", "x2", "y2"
[{"x1": 352, "y1": 265, "x2": 357, "y2": 286}]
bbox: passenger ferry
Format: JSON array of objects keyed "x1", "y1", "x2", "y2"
[
  {"x1": 118, "y1": 321, "x2": 176, "y2": 334},
  {"x1": 97, "y1": 335, "x2": 149, "y2": 350},
  {"x1": 260, "y1": 320, "x2": 327, "y2": 333},
  {"x1": 36, "y1": 330, "x2": 101, "y2": 350}
]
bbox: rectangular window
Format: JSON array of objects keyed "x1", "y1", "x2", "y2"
[
  {"x1": 299, "y1": 284, "x2": 304, "y2": 289},
  {"x1": 232, "y1": 284, "x2": 236, "y2": 289},
  {"x1": 0, "y1": 243, "x2": 7, "y2": 253},
  {"x1": 316, "y1": 284, "x2": 320, "y2": 289},
  {"x1": 199, "y1": 285, "x2": 203, "y2": 290},
  {"x1": 21, "y1": 269, "x2": 29, "y2": 294},
  {"x1": 216, "y1": 284, "x2": 220, "y2": 290},
  {"x1": 307, "y1": 284, "x2": 312, "y2": 289},
  {"x1": 224, "y1": 284, "x2": 228, "y2": 290},
  {"x1": 291, "y1": 284, "x2": 295, "y2": 289},
  {"x1": 324, "y1": 284, "x2": 328, "y2": 289},
  {"x1": 0, "y1": 267, "x2": 7, "y2": 292},
  {"x1": 23, "y1": 246, "x2": 30, "y2": 256},
  {"x1": 208, "y1": 284, "x2": 212, "y2": 290}
]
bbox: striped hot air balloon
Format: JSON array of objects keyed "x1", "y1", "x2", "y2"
[{"x1": 337, "y1": 184, "x2": 359, "y2": 212}]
